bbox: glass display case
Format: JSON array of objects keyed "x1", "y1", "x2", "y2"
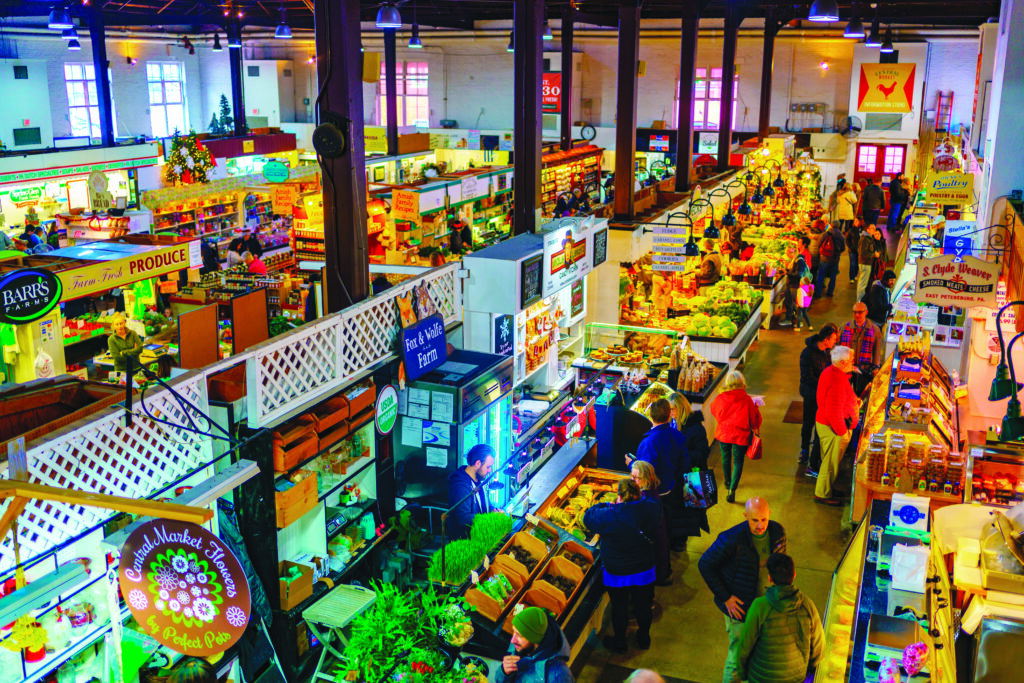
[
  {"x1": 965, "y1": 443, "x2": 1024, "y2": 506},
  {"x1": 815, "y1": 513, "x2": 868, "y2": 682}
]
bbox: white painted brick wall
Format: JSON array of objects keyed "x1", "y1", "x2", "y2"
[{"x1": 923, "y1": 39, "x2": 979, "y2": 130}]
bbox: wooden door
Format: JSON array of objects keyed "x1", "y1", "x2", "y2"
[{"x1": 853, "y1": 143, "x2": 907, "y2": 213}]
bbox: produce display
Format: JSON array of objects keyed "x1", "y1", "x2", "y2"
[
  {"x1": 470, "y1": 511, "x2": 514, "y2": 552},
  {"x1": 662, "y1": 280, "x2": 761, "y2": 337},
  {"x1": 427, "y1": 538, "x2": 487, "y2": 585},
  {"x1": 669, "y1": 345, "x2": 719, "y2": 394},
  {"x1": 538, "y1": 468, "x2": 622, "y2": 543}
]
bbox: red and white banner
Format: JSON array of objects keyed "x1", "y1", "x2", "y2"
[{"x1": 542, "y1": 73, "x2": 562, "y2": 113}]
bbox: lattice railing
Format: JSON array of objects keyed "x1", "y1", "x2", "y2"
[
  {"x1": 246, "y1": 263, "x2": 462, "y2": 428},
  {"x1": 0, "y1": 375, "x2": 214, "y2": 573},
  {"x1": 0, "y1": 264, "x2": 462, "y2": 573}
]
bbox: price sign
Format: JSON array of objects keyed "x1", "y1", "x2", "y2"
[
  {"x1": 542, "y1": 72, "x2": 562, "y2": 113},
  {"x1": 592, "y1": 226, "x2": 608, "y2": 268},
  {"x1": 521, "y1": 253, "x2": 543, "y2": 309}
]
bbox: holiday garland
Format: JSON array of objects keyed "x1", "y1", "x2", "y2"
[{"x1": 164, "y1": 133, "x2": 215, "y2": 185}]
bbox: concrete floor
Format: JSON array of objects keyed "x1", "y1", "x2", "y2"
[{"x1": 572, "y1": 255, "x2": 873, "y2": 683}]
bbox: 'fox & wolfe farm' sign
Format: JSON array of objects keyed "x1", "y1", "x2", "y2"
[{"x1": 913, "y1": 254, "x2": 999, "y2": 308}]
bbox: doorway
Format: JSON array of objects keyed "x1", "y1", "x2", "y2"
[{"x1": 853, "y1": 142, "x2": 907, "y2": 213}]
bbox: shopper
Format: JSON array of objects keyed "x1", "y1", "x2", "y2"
[
  {"x1": 668, "y1": 392, "x2": 711, "y2": 550},
  {"x1": 629, "y1": 397, "x2": 683, "y2": 499},
  {"x1": 108, "y1": 313, "x2": 144, "y2": 374},
  {"x1": 709, "y1": 371, "x2": 762, "y2": 503},
  {"x1": 843, "y1": 218, "x2": 862, "y2": 284},
  {"x1": 861, "y1": 178, "x2": 885, "y2": 228},
  {"x1": 698, "y1": 497, "x2": 787, "y2": 683},
  {"x1": 226, "y1": 242, "x2": 245, "y2": 269},
  {"x1": 630, "y1": 460, "x2": 671, "y2": 586},
  {"x1": 815, "y1": 346, "x2": 861, "y2": 506},
  {"x1": 239, "y1": 227, "x2": 264, "y2": 258},
  {"x1": 839, "y1": 303, "x2": 884, "y2": 394},
  {"x1": 497, "y1": 606, "x2": 574, "y2": 683},
  {"x1": 865, "y1": 269, "x2": 898, "y2": 327},
  {"x1": 446, "y1": 444, "x2": 494, "y2": 539},
  {"x1": 856, "y1": 224, "x2": 881, "y2": 302},
  {"x1": 624, "y1": 671, "x2": 665, "y2": 683},
  {"x1": 584, "y1": 478, "x2": 660, "y2": 653},
  {"x1": 795, "y1": 277, "x2": 813, "y2": 331},
  {"x1": 798, "y1": 235, "x2": 812, "y2": 267},
  {"x1": 735, "y1": 553, "x2": 824, "y2": 683},
  {"x1": 799, "y1": 323, "x2": 839, "y2": 472},
  {"x1": 813, "y1": 222, "x2": 845, "y2": 299},
  {"x1": 200, "y1": 240, "x2": 221, "y2": 274},
  {"x1": 888, "y1": 173, "x2": 907, "y2": 232},
  {"x1": 833, "y1": 179, "x2": 858, "y2": 233},
  {"x1": 244, "y1": 251, "x2": 268, "y2": 276}
]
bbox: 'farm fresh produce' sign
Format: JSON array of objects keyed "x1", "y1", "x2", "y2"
[
  {"x1": 118, "y1": 520, "x2": 251, "y2": 656},
  {"x1": 59, "y1": 242, "x2": 192, "y2": 301},
  {"x1": 913, "y1": 254, "x2": 998, "y2": 308}
]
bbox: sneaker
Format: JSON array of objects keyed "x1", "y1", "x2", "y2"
[
  {"x1": 779, "y1": 319, "x2": 793, "y2": 326},
  {"x1": 807, "y1": 325, "x2": 814, "y2": 331},
  {"x1": 637, "y1": 633, "x2": 651, "y2": 650},
  {"x1": 798, "y1": 452, "x2": 809, "y2": 464},
  {"x1": 849, "y1": 279, "x2": 856, "y2": 284},
  {"x1": 726, "y1": 490, "x2": 736, "y2": 503},
  {"x1": 814, "y1": 496, "x2": 842, "y2": 507},
  {"x1": 805, "y1": 468, "x2": 819, "y2": 478},
  {"x1": 602, "y1": 636, "x2": 628, "y2": 654}
]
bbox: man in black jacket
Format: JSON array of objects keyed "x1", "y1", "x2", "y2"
[
  {"x1": 699, "y1": 497, "x2": 787, "y2": 683},
  {"x1": 446, "y1": 444, "x2": 494, "y2": 539},
  {"x1": 861, "y1": 178, "x2": 885, "y2": 228},
  {"x1": 865, "y1": 270, "x2": 897, "y2": 327},
  {"x1": 798, "y1": 323, "x2": 839, "y2": 475}
]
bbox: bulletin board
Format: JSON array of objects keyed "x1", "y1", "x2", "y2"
[
  {"x1": 177, "y1": 304, "x2": 220, "y2": 369},
  {"x1": 231, "y1": 288, "x2": 270, "y2": 354}
]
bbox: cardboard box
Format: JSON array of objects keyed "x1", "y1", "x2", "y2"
[
  {"x1": 397, "y1": 132, "x2": 430, "y2": 155},
  {"x1": 277, "y1": 560, "x2": 314, "y2": 611}
]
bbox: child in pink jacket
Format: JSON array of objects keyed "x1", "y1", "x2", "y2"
[{"x1": 796, "y1": 277, "x2": 814, "y2": 330}]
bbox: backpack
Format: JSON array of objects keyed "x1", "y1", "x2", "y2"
[{"x1": 819, "y1": 231, "x2": 837, "y2": 261}]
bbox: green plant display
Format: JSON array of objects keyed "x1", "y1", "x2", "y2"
[
  {"x1": 338, "y1": 581, "x2": 472, "y2": 683},
  {"x1": 388, "y1": 509, "x2": 426, "y2": 553},
  {"x1": 469, "y1": 511, "x2": 513, "y2": 552},
  {"x1": 427, "y1": 539, "x2": 486, "y2": 585},
  {"x1": 269, "y1": 315, "x2": 298, "y2": 338}
]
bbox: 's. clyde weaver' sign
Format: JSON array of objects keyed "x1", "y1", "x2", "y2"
[
  {"x1": 118, "y1": 520, "x2": 251, "y2": 656},
  {"x1": 913, "y1": 254, "x2": 999, "y2": 308}
]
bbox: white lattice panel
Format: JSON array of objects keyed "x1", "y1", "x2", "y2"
[
  {"x1": 247, "y1": 263, "x2": 462, "y2": 427},
  {"x1": 0, "y1": 376, "x2": 214, "y2": 572}
]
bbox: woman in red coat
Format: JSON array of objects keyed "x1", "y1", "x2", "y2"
[{"x1": 710, "y1": 371, "x2": 763, "y2": 503}]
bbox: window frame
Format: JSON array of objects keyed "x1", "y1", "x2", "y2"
[
  {"x1": 146, "y1": 62, "x2": 189, "y2": 138},
  {"x1": 882, "y1": 146, "x2": 905, "y2": 175},
  {"x1": 377, "y1": 61, "x2": 429, "y2": 128},
  {"x1": 64, "y1": 63, "x2": 102, "y2": 139},
  {"x1": 674, "y1": 66, "x2": 739, "y2": 131}
]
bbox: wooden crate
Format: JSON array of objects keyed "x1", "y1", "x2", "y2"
[
  {"x1": 275, "y1": 470, "x2": 318, "y2": 528},
  {"x1": 464, "y1": 565, "x2": 526, "y2": 623},
  {"x1": 344, "y1": 381, "x2": 376, "y2": 417},
  {"x1": 494, "y1": 530, "x2": 554, "y2": 586},
  {"x1": 307, "y1": 395, "x2": 349, "y2": 433},
  {"x1": 534, "y1": 556, "x2": 585, "y2": 619},
  {"x1": 501, "y1": 585, "x2": 568, "y2": 634},
  {"x1": 272, "y1": 419, "x2": 318, "y2": 472},
  {"x1": 317, "y1": 419, "x2": 350, "y2": 452}
]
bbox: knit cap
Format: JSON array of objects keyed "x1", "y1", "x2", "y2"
[{"x1": 513, "y1": 606, "x2": 548, "y2": 644}]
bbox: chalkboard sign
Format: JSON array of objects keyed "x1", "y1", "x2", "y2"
[
  {"x1": 494, "y1": 313, "x2": 514, "y2": 355},
  {"x1": 570, "y1": 279, "x2": 584, "y2": 319},
  {"x1": 521, "y1": 253, "x2": 543, "y2": 309},
  {"x1": 400, "y1": 314, "x2": 447, "y2": 381},
  {"x1": 593, "y1": 226, "x2": 608, "y2": 268}
]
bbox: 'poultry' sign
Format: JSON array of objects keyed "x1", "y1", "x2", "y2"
[{"x1": 857, "y1": 63, "x2": 916, "y2": 114}]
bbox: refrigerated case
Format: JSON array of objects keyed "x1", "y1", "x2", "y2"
[
  {"x1": 964, "y1": 443, "x2": 1024, "y2": 506},
  {"x1": 392, "y1": 350, "x2": 514, "y2": 505}
]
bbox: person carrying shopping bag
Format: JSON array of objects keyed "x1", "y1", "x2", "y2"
[{"x1": 710, "y1": 371, "x2": 763, "y2": 504}]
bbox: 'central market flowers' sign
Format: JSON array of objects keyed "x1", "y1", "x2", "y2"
[{"x1": 119, "y1": 520, "x2": 251, "y2": 656}]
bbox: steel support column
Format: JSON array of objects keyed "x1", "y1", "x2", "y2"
[
  {"x1": 717, "y1": 0, "x2": 743, "y2": 171},
  {"x1": 614, "y1": 2, "x2": 641, "y2": 220},
  {"x1": 560, "y1": 7, "x2": 574, "y2": 151},
  {"x1": 674, "y1": 5, "x2": 700, "y2": 192},
  {"x1": 383, "y1": 27, "x2": 399, "y2": 155},
  {"x1": 88, "y1": 7, "x2": 115, "y2": 146},
  {"x1": 228, "y1": 20, "x2": 246, "y2": 136},
  {"x1": 758, "y1": 8, "x2": 782, "y2": 139},
  {"x1": 314, "y1": 0, "x2": 369, "y2": 310},
  {"x1": 513, "y1": 0, "x2": 544, "y2": 233}
]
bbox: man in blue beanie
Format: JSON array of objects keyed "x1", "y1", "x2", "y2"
[{"x1": 496, "y1": 606, "x2": 574, "y2": 683}]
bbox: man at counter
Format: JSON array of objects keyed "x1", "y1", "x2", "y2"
[
  {"x1": 108, "y1": 314, "x2": 144, "y2": 373},
  {"x1": 446, "y1": 443, "x2": 494, "y2": 540}
]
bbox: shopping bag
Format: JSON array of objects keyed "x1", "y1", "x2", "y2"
[
  {"x1": 681, "y1": 467, "x2": 718, "y2": 509},
  {"x1": 746, "y1": 433, "x2": 763, "y2": 460}
]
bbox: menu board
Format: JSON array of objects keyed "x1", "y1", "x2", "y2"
[
  {"x1": 521, "y1": 253, "x2": 543, "y2": 309},
  {"x1": 593, "y1": 226, "x2": 608, "y2": 268}
]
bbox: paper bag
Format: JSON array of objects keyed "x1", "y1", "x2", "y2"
[{"x1": 890, "y1": 543, "x2": 929, "y2": 593}]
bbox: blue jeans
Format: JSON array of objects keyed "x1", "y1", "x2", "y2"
[
  {"x1": 888, "y1": 203, "x2": 903, "y2": 230},
  {"x1": 720, "y1": 442, "x2": 747, "y2": 492},
  {"x1": 816, "y1": 259, "x2": 839, "y2": 297},
  {"x1": 797, "y1": 307, "x2": 811, "y2": 326},
  {"x1": 848, "y1": 249, "x2": 858, "y2": 280}
]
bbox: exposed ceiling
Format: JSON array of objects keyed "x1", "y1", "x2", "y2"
[{"x1": 0, "y1": 1, "x2": 1001, "y2": 32}]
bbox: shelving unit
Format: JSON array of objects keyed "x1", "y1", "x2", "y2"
[{"x1": 541, "y1": 146, "x2": 603, "y2": 216}]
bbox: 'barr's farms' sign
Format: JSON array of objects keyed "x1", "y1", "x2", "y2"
[{"x1": 59, "y1": 243, "x2": 191, "y2": 301}]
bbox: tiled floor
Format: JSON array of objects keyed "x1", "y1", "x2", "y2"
[{"x1": 572, "y1": 255, "x2": 875, "y2": 682}]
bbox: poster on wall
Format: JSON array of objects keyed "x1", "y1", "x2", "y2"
[
  {"x1": 364, "y1": 126, "x2": 388, "y2": 154},
  {"x1": 542, "y1": 218, "x2": 594, "y2": 297},
  {"x1": 542, "y1": 73, "x2": 562, "y2": 113},
  {"x1": 913, "y1": 254, "x2": 999, "y2": 308},
  {"x1": 118, "y1": 520, "x2": 251, "y2": 656},
  {"x1": 924, "y1": 172, "x2": 974, "y2": 204},
  {"x1": 391, "y1": 189, "x2": 421, "y2": 222},
  {"x1": 857, "y1": 63, "x2": 916, "y2": 113}
]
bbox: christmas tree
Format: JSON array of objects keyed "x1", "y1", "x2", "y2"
[
  {"x1": 164, "y1": 133, "x2": 215, "y2": 185},
  {"x1": 217, "y1": 94, "x2": 234, "y2": 134},
  {"x1": 208, "y1": 113, "x2": 222, "y2": 135}
]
